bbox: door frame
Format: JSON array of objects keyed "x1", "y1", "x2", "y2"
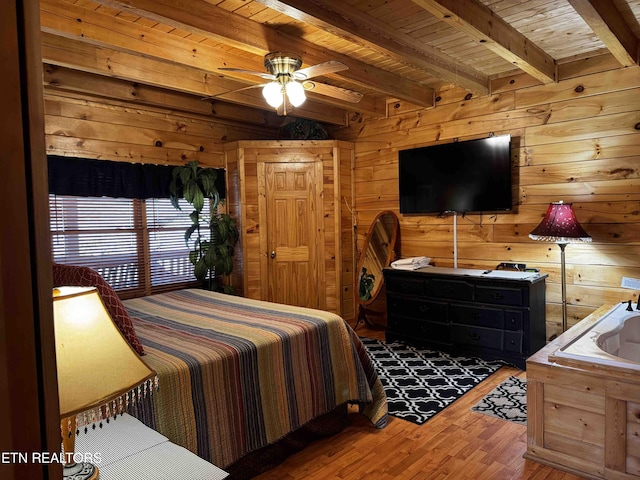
[
  {"x1": 257, "y1": 159, "x2": 326, "y2": 309},
  {"x1": 1, "y1": 1, "x2": 61, "y2": 478}
]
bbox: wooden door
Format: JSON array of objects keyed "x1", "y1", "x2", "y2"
[{"x1": 264, "y1": 162, "x2": 319, "y2": 308}]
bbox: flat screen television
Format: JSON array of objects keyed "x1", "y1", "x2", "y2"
[{"x1": 398, "y1": 135, "x2": 512, "y2": 214}]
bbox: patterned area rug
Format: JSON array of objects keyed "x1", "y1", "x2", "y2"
[
  {"x1": 471, "y1": 375, "x2": 527, "y2": 425},
  {"x1": 361, "y1": 338, "x2": 503, "y2": 425}
]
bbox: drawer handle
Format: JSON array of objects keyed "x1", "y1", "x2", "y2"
[
  {"x1": 419, "y1": 305, "x2": 431, "y2": 313},
  {"x1": 443, "y1": 286, "x2": 453, "y2": 293},
  {"x1": 492, "y1": 292, "x2": 504, "y2": 299},
  {"x1": 509, "y1": 318, "x2": 516, "y2": 324},
  {"x1": 469, "y1": 332, "x2": 480, "y2": 340},
  {"x1": 472, "y1": 312, "x2": 481, "y2": 319}
]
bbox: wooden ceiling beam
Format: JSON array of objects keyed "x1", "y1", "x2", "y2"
[
  {"x1": 43, "y1": 64, "x2": 279, "y2": 128},
  {"x1": 39, "y1": 0, "x2": 382, "y2": 122},
  {"x1": 87, "y1": 0, "x2": 435, "y2": 108},
  {"x1": 40, "y1": 33, "x2": 379, "y2": 124},
  {"x1": 39, "y1": 0, "x2": 271, "y2": 83},
  {"x1": 43, "y1": 78, "x2": 285, "y2": 132},
  {"x1": 567, "y1": 0, "x2": 638, "y2": 67},
  {"x1": 40, "y1": 34, "x2": 275, "y2": 118},
  {"x1": 254, "y1": 0, "x2": 488, "y2": 95},
  {"x1": 411, "y1": 0, "x2": 557, "y2": 85},
  {"x1": 42, "y1": 64, "x2": 354, "y2": 130}
]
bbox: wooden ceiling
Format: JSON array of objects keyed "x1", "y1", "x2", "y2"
[{"x1": 41, "y1": 0, "x2": 640, "y2": 126}]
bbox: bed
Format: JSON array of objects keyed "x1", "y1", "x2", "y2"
[
  {"x1": 121, "y1": 288, "x2": 388, "y2": 477},
  {"x1": 52, "y1": 263, "x2": 387, "y2": 477}
]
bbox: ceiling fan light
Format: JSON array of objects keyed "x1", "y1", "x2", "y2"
[
  {"x1": 286, "y1": 81, "x2": 306, "y2": 107},
  {"x1": 263, "y1": 81, "x2": 283, "y2": 108}
]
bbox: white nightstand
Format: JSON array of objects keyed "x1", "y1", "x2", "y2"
[{"x1": 74, "y1": 414, "x2": 228, "y2": 480}]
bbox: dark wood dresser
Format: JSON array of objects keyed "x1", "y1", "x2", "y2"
[{"x1": 383, "y1": 266, "x2": 547, "y2": 369}]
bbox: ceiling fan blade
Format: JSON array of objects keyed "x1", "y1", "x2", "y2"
[
  {"x1": 301, "y1": 81, "x2": 363, "y2": 103},
  {"x1": 201, "y1": 83, "x2": 266, "y2": 101},
  {"x1": 219, "y1": 67, "x2": 275, "y2": 80},
  {"x1": 293, "y1": 60, "x2": 348, "y2": 80}
]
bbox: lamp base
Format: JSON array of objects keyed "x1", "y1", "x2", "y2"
[{"x1": 63, "y1": 462, "x2": 99, "y2": 480}]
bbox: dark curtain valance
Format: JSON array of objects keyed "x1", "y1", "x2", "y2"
[{"x1": 47, "y1": 156, "x2": 226, "y2": 200}]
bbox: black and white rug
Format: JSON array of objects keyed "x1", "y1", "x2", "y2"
[
  {"x1": 361, "y1": 338, "x2": 503, "y2": 425},
  {"x1": 470, "y1": 375, "x2": 527, "y2": 425}
]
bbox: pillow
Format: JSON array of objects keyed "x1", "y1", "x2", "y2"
[{"x1": 52, "y1": 263, "x2": 145, "y2": 356}]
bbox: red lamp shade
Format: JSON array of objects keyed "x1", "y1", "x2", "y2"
[{"x1": 529, "y1": 201, "x2": 592, "y2": 243}]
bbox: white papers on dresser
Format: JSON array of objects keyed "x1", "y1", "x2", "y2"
[{"x1": 390, "y1": 256, "x2": 431, "y2": 270}]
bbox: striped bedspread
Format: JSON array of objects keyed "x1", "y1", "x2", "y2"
[{"x1": 123, "y1": 289, "x2": 387, "y2": 468}]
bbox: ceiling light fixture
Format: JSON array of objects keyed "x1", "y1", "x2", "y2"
[
  {"x1": 261, "y1": 53, "x2": 306, "y2": 110},
  {"x1": 217, "y1": 52, "x2": 361, "y2": 115},
  {"x1": 262, "y1": 81, "x2": 283, "y2": 108}
]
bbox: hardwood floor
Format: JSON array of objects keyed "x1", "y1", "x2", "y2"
[{"x1": 255, "y1": 326, "x2": 586, "y2": 480}]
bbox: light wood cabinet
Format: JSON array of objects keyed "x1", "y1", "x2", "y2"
[
  {"x1": 224, "y1": 140, "x2": 355, "y2": 318},
  {"x1": 526, "y1": 305, "x2": 640, "y2": 479}
]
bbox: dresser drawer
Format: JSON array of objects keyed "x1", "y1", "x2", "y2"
[
  {"x1": 476, "y1": 285, "x2": 526, "y2": 306},
  {"x1": 505, "y1": 310, "x2": 524, "y2": 331},
  {"x1": 426, "y1": 278, "x2": 474, "y2": 301},
  {"x1": 386, "y1": 275, "x2": 424, "y2": 296},
  {"x1": 452, "y1": 324, "x2": 503, "y2": 351},
  {"x1": 450, "y1": 304, "x2": 504, "y2": 329},
  {"x1": 388, "y1": 316, "x2": 450, "y2": 345},
  {"x1": 388, "y1": 295, "x2": 448, "y2": 323},
  {"x1": 504, "y1": 330, "x2": 523, "y2": 353}
]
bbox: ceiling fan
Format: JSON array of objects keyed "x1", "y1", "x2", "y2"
[{"x1": 214, "y1": 52, "x2": 363, "y2": 115}]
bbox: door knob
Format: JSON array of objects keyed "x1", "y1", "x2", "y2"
[{"x1": 270, "y1": 251, "x2": 276, "y2": 258}]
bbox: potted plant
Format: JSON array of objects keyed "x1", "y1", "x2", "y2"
[{"x1": 169, "y1": 161, "x2": 239, "y2": 293}]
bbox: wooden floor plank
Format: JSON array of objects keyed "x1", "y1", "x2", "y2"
[{"x1": 255, "y1": 326, "x2": 586, "y2": 480}]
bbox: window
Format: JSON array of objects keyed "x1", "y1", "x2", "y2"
[{"x1": 50, "y1": 195, "x2": 198, "y2": 298}]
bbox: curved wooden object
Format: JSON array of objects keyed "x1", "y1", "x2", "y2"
[{"x1": 354, "y1": 211, "x2": 399, "y2": 329}]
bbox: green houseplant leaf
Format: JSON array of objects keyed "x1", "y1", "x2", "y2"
[
  {"x1": 184, "y1": 224, "x2": 198, "y2": 248},
  {"x1": 194, "y1": 257, "x2": 209, "y2": 281},
  {"x1": 170, "y1": 161, "x2": 239, "y2": 293}
]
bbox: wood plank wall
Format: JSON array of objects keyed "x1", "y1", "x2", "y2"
[
  {"x1": 334, "y1": 65, "x2": 640, "y2": 341},
  {"x1": 43, "y1": 87, "x2": 277, "y2": 168},
  {"x1": 338, "y1": 144, "x2": 357, "y2": 323}
]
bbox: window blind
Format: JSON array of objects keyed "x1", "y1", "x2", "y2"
[
  {"x1": 50, "y1": 195, "x2": 199, "y2": 297},
  {"x1": 146, "y1": 198, "x2": 199, "y2": 292}
]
